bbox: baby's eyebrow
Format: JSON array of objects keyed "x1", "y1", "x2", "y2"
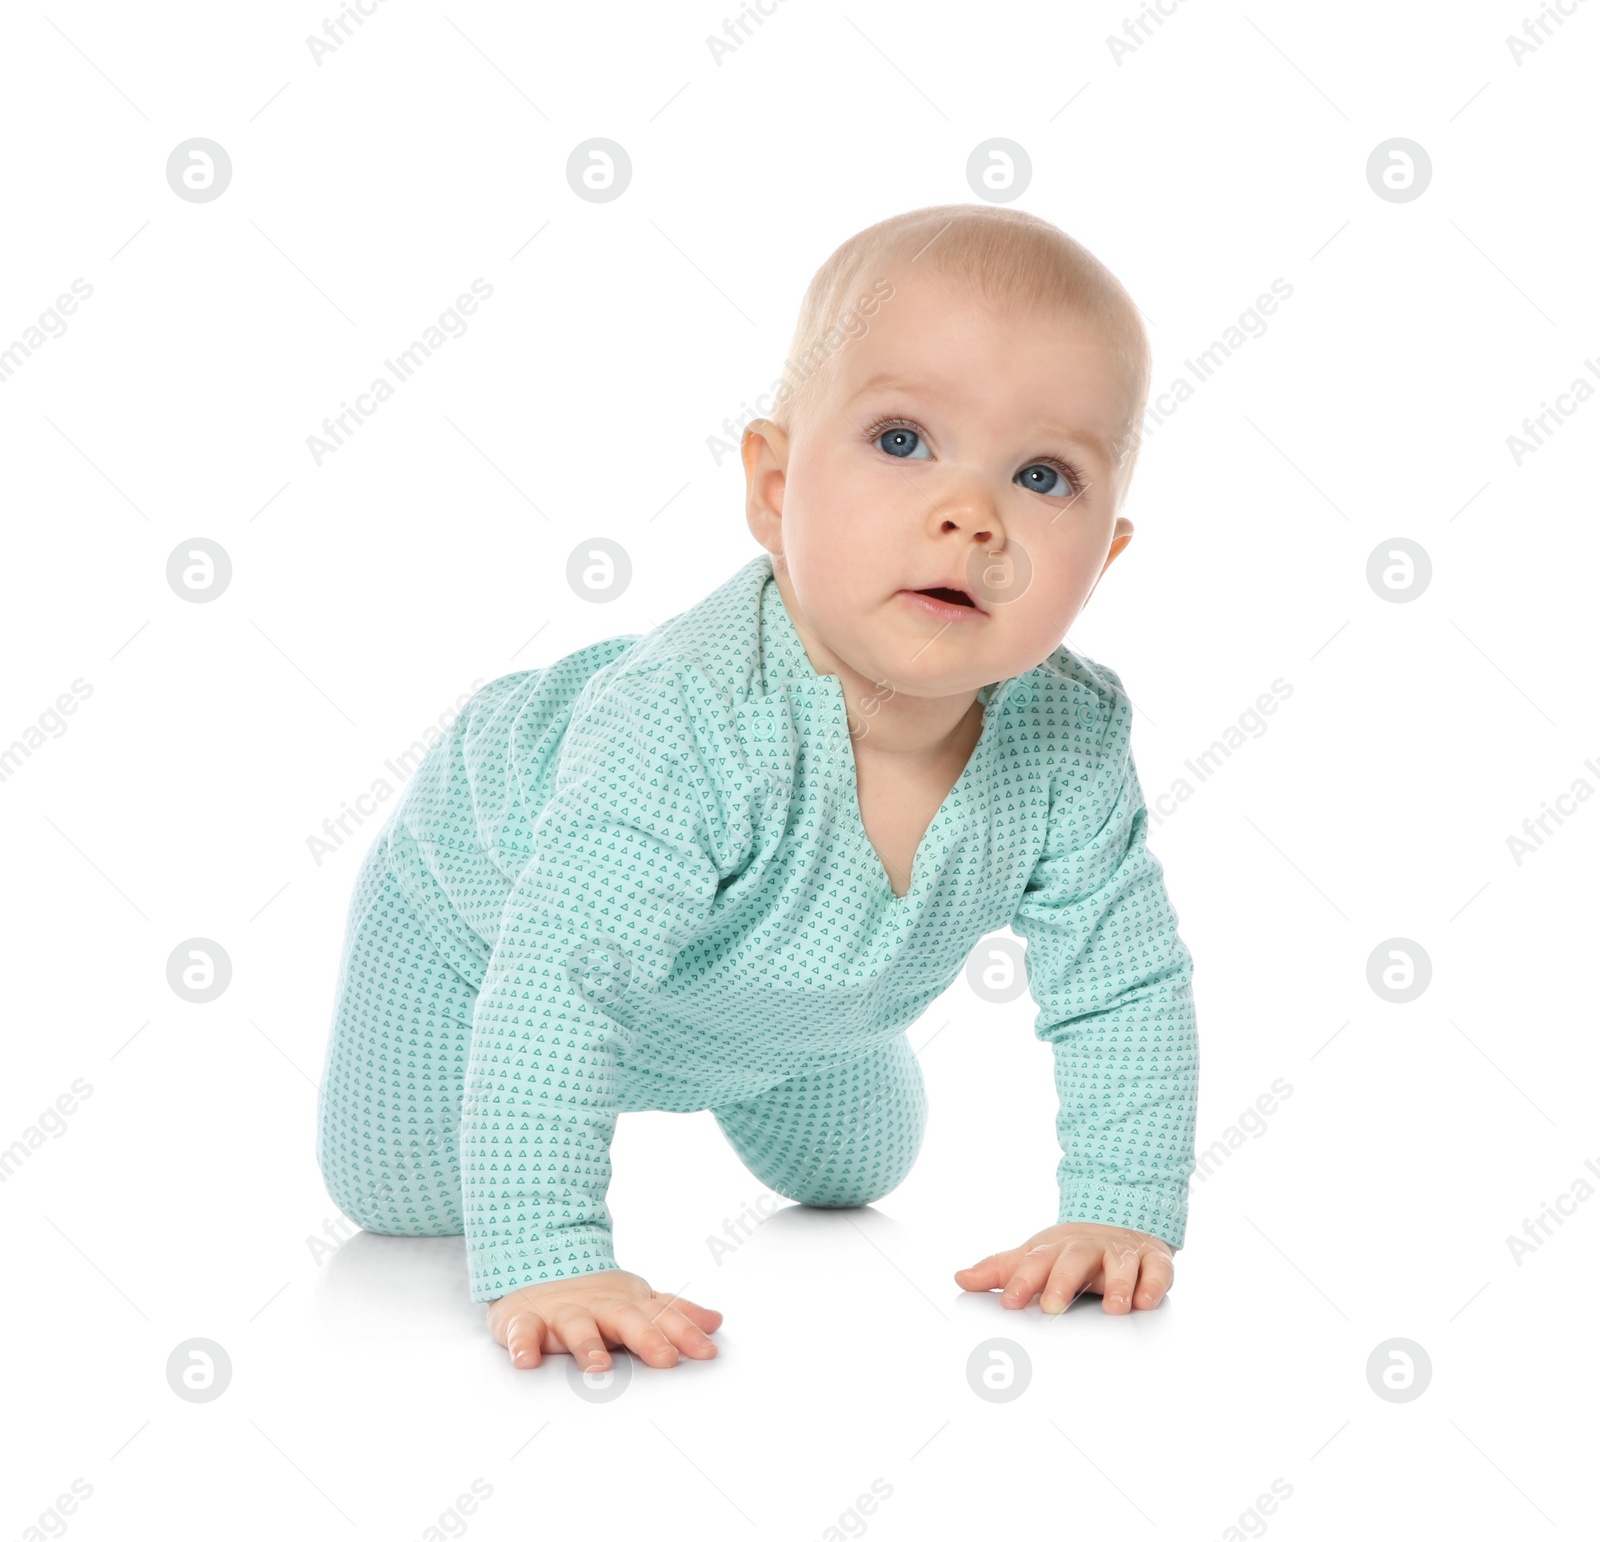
[
  {"x1": 1034, "y1": 420, "x2": 1115, "y2": 468},
  {"x1": 844, "y1": 370, "x2": 922, "y2": 405},
  {"x1": 846, "y1": 372, "x2": 1119, "y2": 471}
]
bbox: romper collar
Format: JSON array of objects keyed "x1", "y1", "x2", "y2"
[{"x1": 757, "y1": 560, "x2": 822, "y2": 688}]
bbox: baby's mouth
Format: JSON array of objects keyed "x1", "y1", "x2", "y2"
[
  {"x1": 914, "y1": 587, "x2": 976, "y2": 609},
  {"x1": 899, "y1": 585, "x2": 987, "y2": 619}
]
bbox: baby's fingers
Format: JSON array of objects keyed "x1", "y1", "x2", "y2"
[
  {"x1": 1039, "y1": 1242, "x2": 1100, "y2": 1314},
  {"x1": 653, "y1": 1305, "x2": 720, "y2": 1360},
  {"x1": 505, "y1": 1311, "x2": 547, "y2": 1369},
  {"x1": 610, "y1": 1303, "x2": 684, "y2": 1368},
  {"x1": 953, "y1": 1248, "x2": 1023, "y2": 1292},
  {"x1": 1134, "y1": 1248, "x2": 1175, "y2": 1310},
  {"x1": 552, "y1": 1306, "x2": 613, "y2": 1372},
  {"x1": 999, "y1": 1243, "x2": 1064, "y2": 1309},
  {"x1": 1100, "y1": 1244, "x2": 1143, "y2": 1314},
  {"x1": 653, "y1": 1290, "x2": 724, "y2": 1335}
]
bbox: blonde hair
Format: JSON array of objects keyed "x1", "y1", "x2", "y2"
[{"x1": 766, "y1": 203, "x2": 1151, "y2": 503}]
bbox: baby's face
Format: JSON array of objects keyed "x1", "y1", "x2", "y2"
[{"x1": 745, "y1": 267, "x2": 1137, "y2": 700}]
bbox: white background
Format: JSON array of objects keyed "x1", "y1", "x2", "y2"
[{"x1": 2, "y1": 2, "x2": 1596, "y2": 1538}]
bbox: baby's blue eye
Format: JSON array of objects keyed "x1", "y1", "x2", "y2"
[
  {"x1": 876, "y1": 426, "x2": 929, "y2": 460},
  {"x1": 1017, "y1": 463, "x2": 1074, "y2": 497}
]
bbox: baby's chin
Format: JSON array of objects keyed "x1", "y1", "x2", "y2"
[
  {"x1": 824, "y1": 623, "x2": 1023, "y2": 702},
  {"x1": 797, "y1": 577, "x2": 1045, "y2": 685}
]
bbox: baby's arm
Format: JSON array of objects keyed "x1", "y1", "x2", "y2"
[
  {"x1": 958, "y1": 666, "x2": 1199, "y2": 1313},
  {"x1": 463, "y1": 659, "x2": 743, "y2": 1360}
]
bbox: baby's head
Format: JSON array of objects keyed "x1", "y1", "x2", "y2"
[{"x1": 742, "y1": 204, "x2": 1150, "y2": 702}]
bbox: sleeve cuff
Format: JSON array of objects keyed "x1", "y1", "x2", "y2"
[
  {"x1": 468, "y1": 1225, "x2": 619, "y2": 1303},
  {"x1": 1058, "y1": 1178, "x2": 1188, "y2": 1250}
]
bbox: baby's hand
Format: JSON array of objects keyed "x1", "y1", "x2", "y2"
[
  {"x1": 486, "y1": 1268, "x2": 722, "y2": 1371},
  {"x1": 953, "y1": 1222, "x2": 1174, "y2": 1314}
]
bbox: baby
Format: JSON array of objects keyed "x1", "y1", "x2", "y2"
[{"x1": 315, "y1": 203, "x2": 1199, "y2": 1372}]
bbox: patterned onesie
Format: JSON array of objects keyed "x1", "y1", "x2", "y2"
[{"x1": 315, "y1": 550, "x2": 1199, "y2": 1303}]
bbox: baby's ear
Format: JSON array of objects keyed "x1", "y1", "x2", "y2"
[
  {"x1": 742, "y1": 417, "x2": 789, "y2": 466},
  {"x1": 742, "y1": 421, "x2": 790, "y2": 549}
]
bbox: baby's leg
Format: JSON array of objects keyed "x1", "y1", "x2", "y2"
[
  {"x1": 315, "y1": 840, "x2": 479, "y2": 1238},
  {"x1": 711, "y1": 1034, "x2": 928, "y2": 1207}
]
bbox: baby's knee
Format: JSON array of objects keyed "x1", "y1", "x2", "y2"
[
  {"x1": 781, "y1": 1165, "x2": 911, "y2": 1210},
  {"x1": 318, "y1": 1139, "x2": 464, "y2": 1239},
  {"x1": 787, "y1": 1178, "x2": 892, "y2": 1209},
  {"x1": 780, "y1": 1115, "x2": 928, "y2": 1209},
  {"x1": 332, "y1": 1177, "x2": 464, "y2": 1239}
]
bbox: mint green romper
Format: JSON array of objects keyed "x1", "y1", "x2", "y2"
[{"x1": 315, "y1": 552, "x2": 1199, "y2": 1303}]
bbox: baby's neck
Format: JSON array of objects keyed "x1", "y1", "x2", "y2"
[
  {"x1": 842, "y1": 682, "x2": 984, "y2": 766},
  {"x1": 771, "y1": 564, "x2": 983, "y2": 761}
]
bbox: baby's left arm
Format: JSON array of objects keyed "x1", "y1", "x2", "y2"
[{"x1": 956, "y1": 666, "x2": 1199, "y2": 1314}]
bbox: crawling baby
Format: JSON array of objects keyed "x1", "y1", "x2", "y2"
[{"x1": 315, "y1": 202, "x2": 1199, "y2": 1372}]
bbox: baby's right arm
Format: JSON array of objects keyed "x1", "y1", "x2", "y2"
[{"x1": 462, "y1": 659, "x2": 747, "y2": 1345}]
